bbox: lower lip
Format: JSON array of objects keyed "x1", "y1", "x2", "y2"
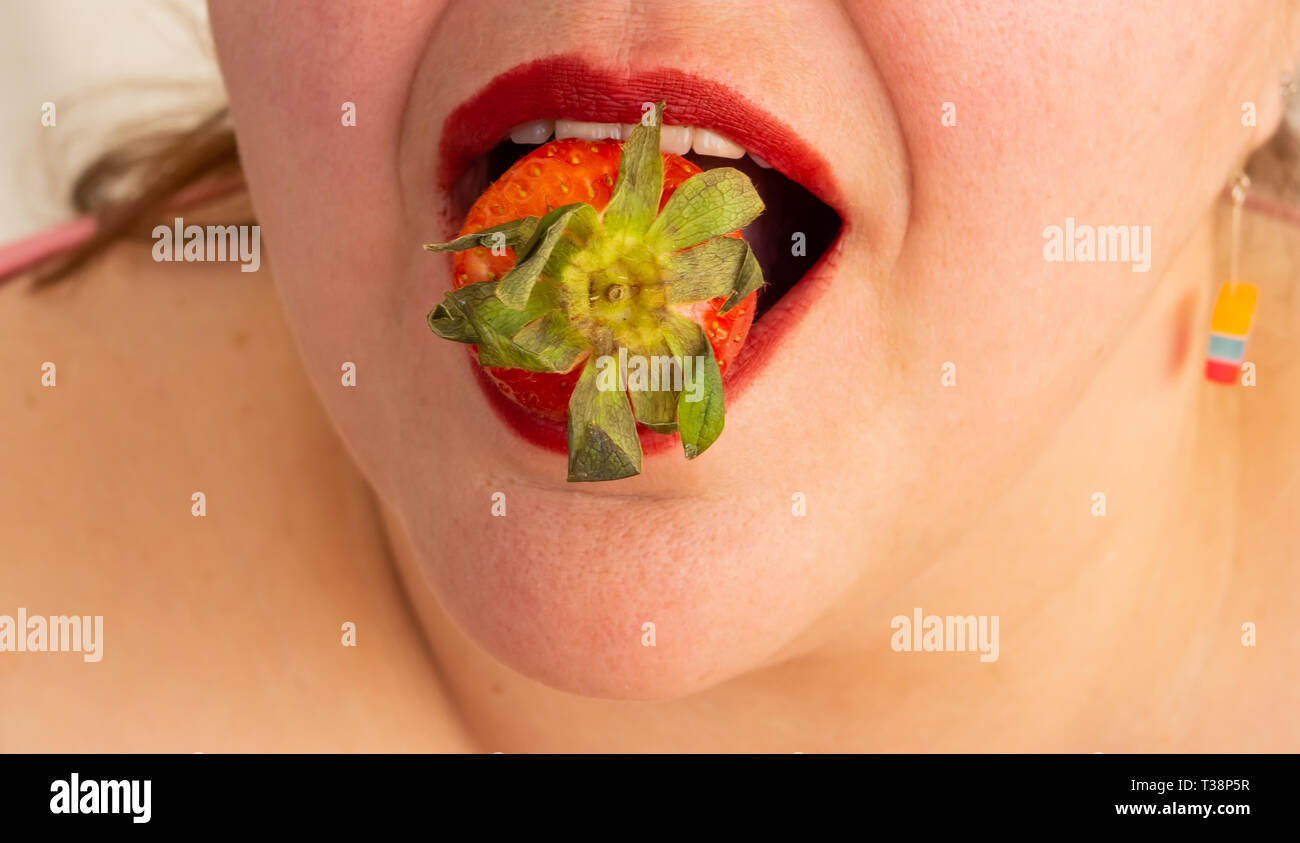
[{"x1": 440, "y1": 54, "x2": 846, "y2": 459}]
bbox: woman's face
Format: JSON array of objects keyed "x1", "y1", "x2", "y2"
[{"x1": 209, "y1": 0, "x2": 1291, "y2": 698}]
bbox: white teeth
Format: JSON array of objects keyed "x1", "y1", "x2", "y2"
[
  {"x1": 555, "y1": 119, "x2": 623, "y2": 141},
  {"x1": 509, "y1": 119, "x2": 554, "y2": 144},
  {"x1": 506, "y1": 119, "x2": 762, "y2": 163},
  {"x1": 658, "y1": 124, "x2": 693, "y2": 155},
  {"x1": 691, "y1": 127, "x2": 745, "y2": 159}
]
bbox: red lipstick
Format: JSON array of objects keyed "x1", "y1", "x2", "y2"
[{"x1": 437, "y1": 54, "x2": 845, "y2": 457}]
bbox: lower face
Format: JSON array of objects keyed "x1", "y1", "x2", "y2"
[{"x1": 209, "y1": 0, "x2": 1283, "y2": 698}]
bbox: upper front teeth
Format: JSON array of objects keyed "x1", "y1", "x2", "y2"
[
  {"x1": 658, "y1": 124, "x2": 692, "y2": 156},
  {"x1": 509, "y1": 119, "x2": 555, "y2": 144},
  {"x1": 513, "y1": 118, "x2": 766, "y2": 165},
  {"x1": 555, "y1": 118, "x2": 623, "y2": 142},
  {"x1": 689, "y1": 127, "x2": 743, "y2": 159}
]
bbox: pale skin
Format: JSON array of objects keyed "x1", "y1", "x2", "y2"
[{"x1": 1, "y1": 1, "x2": 1298, "y2": 751}]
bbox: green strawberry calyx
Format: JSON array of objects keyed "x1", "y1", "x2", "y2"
[{"x1": 424, "y1": 101, "x2": 765, "y2": 482}]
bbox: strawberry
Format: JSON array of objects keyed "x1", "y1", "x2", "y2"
[
  {"x1": 452, "y1": 141, "x2": 756, "y2": 421},
  {"x1": 426, "y1": 102, "x2": 765, "y2": 481}
]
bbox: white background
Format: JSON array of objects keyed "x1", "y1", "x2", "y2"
[{"x1": 0, "y1": 0, "x2": 219, "y2": 243}]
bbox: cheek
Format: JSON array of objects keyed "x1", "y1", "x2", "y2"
[
  {"x1": 856, "y1": 0, "x2": 1264, "y2": 430},
  {"x1": 211, "y1": 2, "x2": 450, "y2": 434},
  {"x1": 872, "y1": 1, "x2": 1259, "y2": 330}
]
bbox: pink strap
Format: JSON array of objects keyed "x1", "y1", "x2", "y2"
[
  {"x1": 0, "y1": 174, "x2": 246, "y2": 286},
  {"x1": 0, "y1": 216, "x2": 97, "y2": 285}
]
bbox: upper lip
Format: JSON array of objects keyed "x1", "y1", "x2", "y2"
[{"x1": 438, "y1": 53, "x2": 843, "y2": 215}]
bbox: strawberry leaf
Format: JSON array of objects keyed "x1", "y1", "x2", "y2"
[
  {"x1": 511, "y1": 308, "x2": 590, "y2": 373},
  {"x1": 646, "y1": 168, "x2": 764, "y2": 251},
  {"x1": 497, "y1": 203, "x2": 598, "y2": 310},
  {"x1": 428, "y1": 281, "x2": 574, "y2": 372},
  {"x1": 718, "y1": 242, "x2": 763, "y2": 314},
  {"x1": 566, "y1": 356, "x2": 643, "y2": 482},
  {"x1": 424, "y1": 216, "x2": 541, "y2": 254},
  {"x1": 663, "y1": 236, "x2": 763, "y2": 308},
  {"x1": 602, "y1": 101, "x2": 665, "y2": 237},
  {"x1": 659, "y1": 313, "x2": 725, "y2": 459},
  {"x1": 427, "y1": 294, "x2": 482, "y2": 344},
  {"x1": 623, "y1": 336, "x2": 681, "y2": 434}
]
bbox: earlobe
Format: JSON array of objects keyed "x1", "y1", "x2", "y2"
[{"x1": 1240, "y1": 75, "x2": 1289, "y2": 158}]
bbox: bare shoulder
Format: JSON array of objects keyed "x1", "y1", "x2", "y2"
[{"x1": 0, "y1": 243, "x2": 473, "y2": 751}]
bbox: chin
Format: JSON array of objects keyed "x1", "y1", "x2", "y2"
[{"x1": 408, "y1": 500, "x2": 831, "y2": 700}]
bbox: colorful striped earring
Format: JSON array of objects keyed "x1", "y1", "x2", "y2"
[{"x1": 1205, "y1": 173, "x2": 1257, "y2": 385}]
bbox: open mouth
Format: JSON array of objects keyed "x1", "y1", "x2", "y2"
[{"x1": 437, "y1": 55, "x2": 845, "y2": 458}]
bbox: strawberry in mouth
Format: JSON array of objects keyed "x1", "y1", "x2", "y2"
[
  {"x1": 432, "y1": 60, "x2": 842, "y2": 482},
  {"x1": 428, "y1": 100, "x2": 767, "y2": 481},
  {"x1": 443, "y1": 132, "x2": 756, "y2": 426}
]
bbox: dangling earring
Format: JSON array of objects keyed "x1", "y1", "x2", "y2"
[{"x1": 1204, "y1": 172, "x2": 1257, "y2": 385}]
